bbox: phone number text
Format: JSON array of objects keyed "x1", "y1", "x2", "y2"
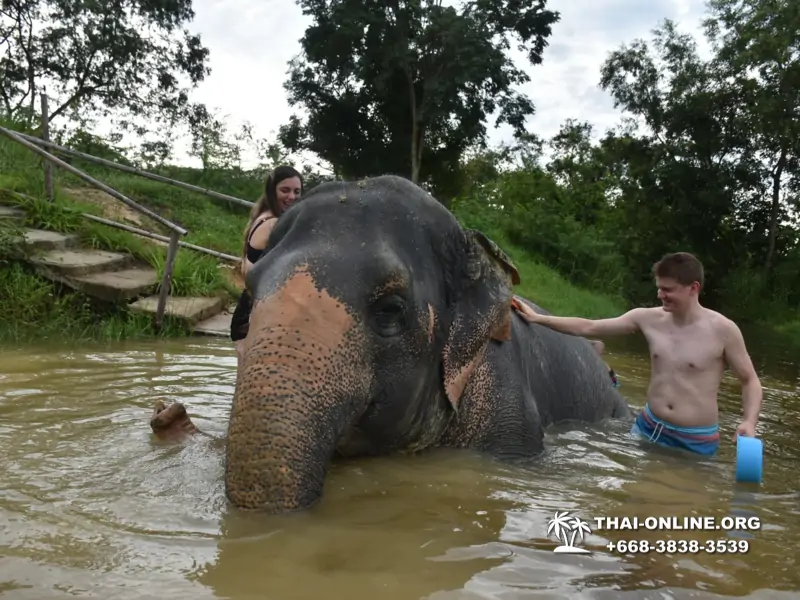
[{"x1": 607, "y1": 538, "x2": 750, "y2": 555}]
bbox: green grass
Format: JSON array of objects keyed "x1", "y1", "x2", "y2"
[
  {"x1": 96, "y1": 173, "x2": 257, "y2": 257},
  {"x1": 772, "y1": 319, "x2": 800, "y2": 340},
  {"x1": 479, "y1": 230, "x2": 627, "y2": 318},
  {"x1": 514, "y1": 256, "x2": 626, "y2": 318},
  {"x1": 0, "y1": 204, "x2": 190, "y2": 344},
  {"x1": 0, "y1": 261, "x2": 190, "y2": 344}
]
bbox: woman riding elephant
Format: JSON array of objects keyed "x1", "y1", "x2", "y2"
[{"x1": 229, "y1": 165, "x2": 303, "y2": 364}]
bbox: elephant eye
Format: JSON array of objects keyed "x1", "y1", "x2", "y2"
[{"x1": 370, "y1": 294, "x2": 407, "y2": 337}]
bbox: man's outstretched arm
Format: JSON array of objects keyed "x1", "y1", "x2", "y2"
[
  {"x1": 722, "y1": 320, "x2": 762, "y2": 436},
  {"x1": 512, "y1": 298, "x2": 645, "y2": 337}
]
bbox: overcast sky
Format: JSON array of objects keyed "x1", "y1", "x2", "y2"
[{"x1": 161, "y1": 0, "x2": 712, "y2": 168}]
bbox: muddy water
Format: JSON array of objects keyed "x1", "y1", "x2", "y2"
[{"x1": 0, "y1": 332, "x2": 798, "y2": 600}]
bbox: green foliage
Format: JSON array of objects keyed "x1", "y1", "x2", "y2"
[
  {"x1": 451, "y1": 198, "x2": 627, "y2": 318},
  {"x1": 279, "y1": 0, "x2": 560, "y2": 199},
  {"x1": 0, "y1": 215, "x2": 26, "y2": 262},
  {"x1": 453, "y1": 165, "x2": 626, "y2": 298},
  {"x1": 0, "y1": 0, "x2": 210, "y2": 141},
  {"x1": 703, "y1": 0, "x2": 800, "y2": 274},
  {"x1": 0, "y1": 120, "x2": 241, "y2": 309},
  {"x1": 1, "y1": 186, "x2": 237, "y2": 300},
  {"x1": 588, "y1": 8, "x2": 800, "y2": 315}
]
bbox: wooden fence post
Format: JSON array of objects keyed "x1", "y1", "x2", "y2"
[
  {"x1": 40, "y1": 91, "x2": 54, "y2": 202},
  {"x1": 155, "y1": 230, "x2": 181, "y2": 331}
]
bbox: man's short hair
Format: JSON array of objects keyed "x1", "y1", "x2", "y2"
[{"x1": 652, "y1": 252, "x2": 704, "y2": 289}]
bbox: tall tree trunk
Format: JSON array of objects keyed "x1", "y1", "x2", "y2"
[
  {"x1": 765, "y1": 147, "x2": 787, "y2": 274},
  {"x1": 410, "y1": 120, "x2": 420, "y2": 183},
  {"x1": 406, "y1": 67, "x2": 422, "y2": 184},
  {"x1": 411, "y1": 125, "x2": 424, "y2": 183}
]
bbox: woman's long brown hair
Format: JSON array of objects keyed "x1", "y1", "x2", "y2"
[{"x1": 240, "y1": 165, "x2": 303, "y2": 274}]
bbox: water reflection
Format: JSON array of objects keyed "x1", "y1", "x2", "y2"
[{"x1": 0, "y1": 334, "x2": 797, "y2": 599}]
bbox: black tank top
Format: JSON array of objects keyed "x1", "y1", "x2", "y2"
[{"x1": 245, "y1": 215, "x2": 276, "y2": 263}]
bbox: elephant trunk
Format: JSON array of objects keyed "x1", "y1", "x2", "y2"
[
  {"x1": 224, "y1": 266, "x2": 369, "y2": 512},
  {"x1": 225, "y1": 364, "x2": 342, "y2": 512}
]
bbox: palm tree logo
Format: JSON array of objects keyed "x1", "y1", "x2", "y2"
[{"x1": 547, "y1": 511, "x2": 592, "y2": 553}]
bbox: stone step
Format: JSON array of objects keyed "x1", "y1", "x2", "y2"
[
  {"x1": 129, "y1": 295, "x2": 227, "y2": 326},
  {"x1": 2, "y1": 201, "x2": 235, "y2": 320},
  {"x1": 70, "y1": 267, "x2": 159, "y2": 302},
  {"x1": 0, "y1": 205, "x2": 25, "y2": 220},
  {"x1": 193, "y1": 311, "x2": 233, "y2": 337},
  {"x1": 20, "y1": 228, "x2": 78, "y2": 251},
  {"x1": 30, "y1": 248, "x2": 133, "y2": 277}
]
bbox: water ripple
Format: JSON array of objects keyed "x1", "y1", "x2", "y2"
[{"x1": 0, "y1": 338, "x2": 797, "y2": 598}]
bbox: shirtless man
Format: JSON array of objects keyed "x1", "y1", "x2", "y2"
[{"x1": 512, "y1": 252, "x2": 762, "y2": 456}]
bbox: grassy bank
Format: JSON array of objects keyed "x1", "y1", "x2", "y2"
[
  {"x1": 0, "y1": 118, "x2": 649, "y2": 344},
  {"x1": 0, "y1": 212, "x2": 197, "y2": 344},
  {"x1": 472, "y1": 229, "x2": 627, "y2": 318},
  {"x1": 0, "y1": 121, "x2": 247, "y2": 343}
]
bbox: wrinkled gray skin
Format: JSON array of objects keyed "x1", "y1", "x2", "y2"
[{"x1": 150, "y1": 175, "x2": 633, "y2": 514}]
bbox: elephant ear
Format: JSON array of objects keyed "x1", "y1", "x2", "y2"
[
  {"x1": 469, "y1": 229, "x2": 521, "y2": 286},
  {"x1": 442, "y1": 229, "x2": 521, "y2": 410}
]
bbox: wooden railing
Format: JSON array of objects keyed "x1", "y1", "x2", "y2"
[{"x1": 0, "y1": 93, "x2": 255, "y2": 330}]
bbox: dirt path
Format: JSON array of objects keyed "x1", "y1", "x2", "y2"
[{"x1": 62, "y1": 187, "x2": 146, "y2": 227}]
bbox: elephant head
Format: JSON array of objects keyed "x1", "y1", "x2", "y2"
[{"x1": 225, "y1": 175, "x2": 520, "y2": 513}]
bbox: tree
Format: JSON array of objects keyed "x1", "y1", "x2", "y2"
[
  {"x1": 546, "y1": 119, "x2": 618, "y2": 227},
  {"x1": 703, "y1": 0, "x2": 800, "y2": 275},
  {"x1": 0, "y1": 0, "x2": 210, "y2": 131},
  {"x1": 187, "y1": 107, "x2": 245, "y2": 172},
  {"x1": 597, "y1": 19, "x2": 754, "y2": 306},
  {"x1": 278, "y1": 0, "x2": 559, "y2": 202}
]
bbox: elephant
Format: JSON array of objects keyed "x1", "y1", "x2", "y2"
[{"x1": 150, "y1": 175, "x2": 633, "y2": 514}]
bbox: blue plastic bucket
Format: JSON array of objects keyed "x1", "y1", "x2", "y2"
[{"x1": 735, "y1": 435, "x2": 763, "y2": 484}]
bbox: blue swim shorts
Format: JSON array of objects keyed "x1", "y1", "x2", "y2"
[{"x1": 630, "y1": 403, "x2": 719, "y2": 456}]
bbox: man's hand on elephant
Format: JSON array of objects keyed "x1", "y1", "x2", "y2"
[{"x1": 512, "y1": 296, "x2": 541, "y2": 324}]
